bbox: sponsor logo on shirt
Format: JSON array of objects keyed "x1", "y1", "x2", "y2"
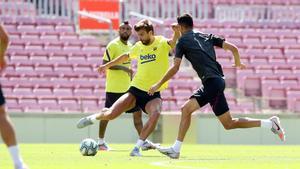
[{"x1": 140, "y1": 54, "x2": 156, "y2": 64}]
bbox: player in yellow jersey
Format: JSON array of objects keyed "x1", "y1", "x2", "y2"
[
  {"x1": 98, "y1": 21, "x2": 158, "y2": 151},
  {"x1": 77, "y1": 19, "x2": 181, "y2": 156}
]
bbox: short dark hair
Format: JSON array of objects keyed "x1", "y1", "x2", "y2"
[
  {"x1": 177, "y1": 13, "x2": 193, "y2": 28},
  {"x1": 120, "y1": 20, "x2": 131, "y2": 27},
  {"x1": 134, "y1": 19, "x2": 154, "y2": 33}
]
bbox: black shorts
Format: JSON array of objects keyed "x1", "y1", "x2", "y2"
[
  {"x1": 0, "y1": 85, "x2": 5, "y2": 106},
  {"x1": 105, "y1": 92, "x2": 140, "y2": 113},
  {"x1": 128, "y1": 86, "x2": 161, "y2": 113},
  {"x1": 190, "y1": 77, "x2": 229, "y2": 116}
]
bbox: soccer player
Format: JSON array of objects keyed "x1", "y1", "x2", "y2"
[
  {"x1": 0, "y1": 25, "x2": 29, "y2": 169},
  {"x1": 98, "y1": 21, "x2": 157, "y2": 151},
  {"x1": 148, "y1": 14, "x2": 286, "y2": 159},
  {"x1": 77, "y1": 19, "x2": 181, "y2": 156}
]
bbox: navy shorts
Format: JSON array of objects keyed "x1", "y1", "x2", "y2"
[
  {"x1": 128, "y1": 86, "x2": 161, "y2": 113},
  {"x1": 190, "y1": 77, "x2": 229, "y2": 116},
  {"x1": 0, "y1": 85, "x2": 5, "y2": 106},
  {"x1": 105, "y1": 92, "x2": 140, "y2": 113}
]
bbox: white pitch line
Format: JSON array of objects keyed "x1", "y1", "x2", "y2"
[{"x1": 150, "y1": 160, "x2": 209, "y2": 169}]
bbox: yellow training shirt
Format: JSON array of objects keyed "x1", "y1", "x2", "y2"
[
  {"x1": 129, "y1": 36, "x2": 171, "y2": 92},
  {"x1": 103, "y1": 38, "x2": 132, "y2": 93}
]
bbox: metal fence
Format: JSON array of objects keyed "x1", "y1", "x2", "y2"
[
  {"x1": 215, "y1": 5, "x2": 300, "y2": 22},
  {"x1": 0, "y1": 0, "x2": 76, "y2": 18},
  {"x1": 121, "y1": 0, "x2": 209, "y2": 21}
]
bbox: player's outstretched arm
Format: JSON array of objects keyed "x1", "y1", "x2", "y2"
[
  {"x1": 97, "y1": 54, "x2": 130, "y2": 74},
  {"x1": 0, "y1": 24, "x2": 9, "y2": 72},
  {"x1": 102, "y1": 60, "x2": 133, "y2": 75},
  {"x1": 222, "y1": 41, "x2": 246, "y2": 69},
  {"x1": 148, "y1": 57, "x2": 182, "y2": 95},
  {"x1": 168, "y1": 24, "x2": 181, "y2": 49}
]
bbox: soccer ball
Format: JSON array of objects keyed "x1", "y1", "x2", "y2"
[{"x1": 79, "y1": 138, "x2": 98, "y2": 156}]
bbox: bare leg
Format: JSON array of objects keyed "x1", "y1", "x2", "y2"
[
  {"x1": 97, "y1": 93, "x2": 136, "y2": 120},
  {"x1": 139, "y1": 98, "x2": 162, "y2": 140},
  {"x1": 177, "y1": 98, "x2": 200, "y2": 142},
  {"x1": 98, "y1": 120, "x2": 109, "y2": 139},
  {"x1": 0, "y1": 105, "x2": 17, "y2": 146},
  {"x1": 133, "y1": 110, "x2": 143, "y2": 135},
  {"x1": 218, "y1": 112, "x2": 261, "y2": 130},
  {"x1": 0, "y1": 105, "x2": 27, "y2": 168}
]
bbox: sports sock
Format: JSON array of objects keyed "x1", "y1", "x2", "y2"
[
  {"x1": 172, "y1": 140, "x2": 182, "y2": 153},
  {"x1": 97, "y1": 138, "x2": 104, "y2": 145},
  {"x1": 261, "y1": 119, "x2": 272, "y2": 129},
  {"x1": 8, "y1": 145, "x2": 24, "y2": 167},
  {"x1": 135, "y1": 139, "x2": 144, "y2": 149}
]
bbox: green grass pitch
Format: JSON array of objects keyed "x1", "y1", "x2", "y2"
[{"x1": 1, "y1": 144, "x2": 300, "y2": 169}]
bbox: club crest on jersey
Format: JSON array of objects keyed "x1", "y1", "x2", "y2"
[
  {"x1": 140, "y1": 54, "x2": 156, "y2": 64},
  {"x1": 153, "y1": 47, "x2": 157, "y2": 51}
]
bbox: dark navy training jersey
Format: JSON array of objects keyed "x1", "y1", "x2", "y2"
[{"x1": 175, "y1": 30, "x2": 225, "y2": 82}]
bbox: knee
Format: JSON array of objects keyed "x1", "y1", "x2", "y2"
[
  {"x1": 106, "y1": 111, "x2": 117, "y2": 120},
  {"x1": 181, "y1": 106, "x2": 193, "y2": 117},
  {"x1": 149, "y1": 111, "x2": 160, "y2": 122}
]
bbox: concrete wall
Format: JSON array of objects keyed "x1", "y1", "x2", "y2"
[{"x1": 2, "y1": 113, "x2": 300, "y2": 145}]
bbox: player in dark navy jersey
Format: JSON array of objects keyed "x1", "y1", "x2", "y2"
[{"x1": 148, "y1": 14, "x2": 286, "y2": 159}]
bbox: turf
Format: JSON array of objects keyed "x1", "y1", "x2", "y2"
[{"x1": 0, "y1": 144, "x2": 300, "y2": 169}]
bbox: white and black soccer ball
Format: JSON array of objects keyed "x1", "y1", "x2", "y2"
[{"x1": 79, "y1": 138, "x2": 98, "y2": 156}]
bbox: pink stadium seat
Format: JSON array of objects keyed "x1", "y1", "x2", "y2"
[
  {"x1": 268, "y1": 56, "x2": 286, "y2": 65},
  {"x1": 222, "y1": 66, "x2": 236, "y2": 87},
  {"x1": 261, "y1": 76, "x2": 280, "y2": 96},
  {"x1": 294, "y1": 99, "x2": 300, "y2": 112},
  {"x1": 59, "y1": 98, "x2": 80, "y2": 111},
  {"x1": 68, "y1": 57, "x2": 86, "y2": 65},
  {"x1": 81, "y1": 98, "x2": 101, "y2": 111},
  {"x1": 74, "y1": 88, "x2": 93, "y2": 97},
  {"x1": 30, "y1": 55, "x2": 48, "y2": 64},
  {"x1": 13, "y1": 87, "x2": 33, "y2": 96},
  {"x1": 44, "y1": 44, "x2": 63, "y2": 52},
  {"x1": 35, "y1": 65, "x2": 53, "y2": 74},
  {"x1": 82, "y1": 46, "x2": 101, "y2": 53},
  {"x1": 55, "y1": 25, "x2": 74, "y2": 32},
  {"x1": 53, "y1": 88, "x2": 73, "y2": 97},
  {"x1": 38, "y1": 98, "x2": 58, "y2": 109},
  {"x1": 60, "y1": 34, "x2": 78, "y2": 41},
  {"x1": 244, "y1": 76, "x2": 261, "y2": 96},
  {"x1": 279, "y1": 37, "x2": 297, "y2": 45},
  {"x1": 249, "y1": 55, "x2": 268, "y2": 66},
  {"x1": 33, "y1": 88, "x2": 52, "y2": 96},
  {"x1": 15, "y1": 65, "x2": 35, "y2": 74},
  {"x1": 21, "y1": 34, "x2": 40, "y2": 41},
  {"x1": 48, "y1": 55, "x2": 68, "y2": 64},
  {"x1": 36, "y1": 25, "x2": 55, "y2": 33},
  {"x1": 287, "y1": 57, "x2": 300, "y2": 66},
  {"x1": 161, "y1": 89, "x2": 173, "y2": 98},
  {"x1": 236, "y1": 67, "x2": 255, "y2": 89},
  {"x1": 73, "y1": 66, "x2": 93, "y2": 74},
  {"x1": 285, "y1": 48, "x2": 300, "y2": 56},
  {"x1": 17, "y1": 25, "x2": 36, "y2": 33},
  {"x1": 266, "y1": 87, "x2": 287, "y2": 109},
  {"x1": 18, "y1": 98, "x2": 38, "y2": 107},
  {"x1": 93, "y1": 89, "x2": 106, "y2": 98},
  {"x1": 243, "y1": 37, "x2": 260, "y2": 46},
  {"x1": 263, "y1": 48, "x2": 283, "y2": 57},
  {"x1": 54, "y1": 64, "x2": 73, "y2": 73},
  {"x1": 29, "y1": 78, "x2": 51, "y2": 87},
  {"x1": 163, "y1": 99, "x2": 179, "y2": 111},
  {"x1": 255, "y1": 66, "x2": 274, "y2": 76},
  {"x1": 40, "y1": 34, "x2": 59, "y2": 43}
]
